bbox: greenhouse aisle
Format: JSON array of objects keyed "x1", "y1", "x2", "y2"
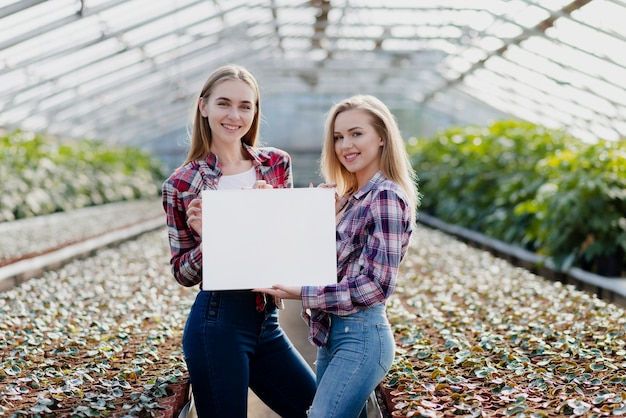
[{"x1": 253, "y1": 300, "x2": 316, "y2": 418}]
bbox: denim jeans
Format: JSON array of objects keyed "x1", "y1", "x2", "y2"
[
  {"x1": 182, "y1": 290, "x2": 316, "y2": 418},
  {"x1": 307, "y1": 304, "x2": 394, "y2": 418}
]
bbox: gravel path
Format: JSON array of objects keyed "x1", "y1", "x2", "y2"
[{"x1": 0, "y1": 199, "x2": 163, "y2": 266}]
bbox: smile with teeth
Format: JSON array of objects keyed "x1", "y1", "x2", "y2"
[
  {"x1": 343, "y1": 152, "x2": 359, "y2": 162},
  {"x1": 223, "y1": 124, "x2": 240, "y2": 131}
]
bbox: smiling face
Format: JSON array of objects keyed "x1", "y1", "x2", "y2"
[
  {"x1": 333, "y1": 108, "x2": 384, "y2": 189},
  {"x1": 199, "y1": 79, "x2": 256, "y2": 148}
]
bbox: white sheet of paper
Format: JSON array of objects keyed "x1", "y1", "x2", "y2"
[{"x1": 201, "y1": 187, "x2": 337, "y2": 290}]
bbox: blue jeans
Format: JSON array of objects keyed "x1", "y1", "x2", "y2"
[
  {"x1": 183, "y1": 290, "x2": 316, "y2": 418},
  {"x1": 307, "y1": 304, "x2": 394, "y2": 418}
]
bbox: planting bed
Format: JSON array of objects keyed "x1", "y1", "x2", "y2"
[
  {"x1": 0, "y1": 225, "x2": 195, "y2": 417},
  {"x1": 2, "y1": 201, "x2": 626, "y2": 417},
  {"x1": 382, "y1": 227, "x2": 626, "y2": 417},
  {"x1": 0, "y1": 201, "x2": 195, "y2": 417},
  {"x1": 0, "y1": 200, "x2": 163, "y2": 268}
]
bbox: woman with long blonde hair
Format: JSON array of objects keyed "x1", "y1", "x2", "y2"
[{"x1": 258, "y1": 94, "x2": 419, "y2": 418}]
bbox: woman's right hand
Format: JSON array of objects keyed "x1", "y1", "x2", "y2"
[
  {"x1": 186, "y1": 197, "x2": 203, "y2": 237},
  {"x1": 253, "y1": 180, "x2": 273, "y2": 189},
  {"x1": 334, "y1": 193, "x2": 350, "y2": 214}
]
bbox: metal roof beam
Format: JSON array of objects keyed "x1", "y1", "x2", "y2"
[
  {"x1": 420, "y1": 0, "x2": 594, "y2": 105},
  {"x1": 0, "y1": 0, "x2": 129, "y2": 51},
  {"x1": 0, "y1": 0, "x2": 47, "y2": 19},
  {"x1": 0, "y1": 0, "x2": 212, "y2": 78}
]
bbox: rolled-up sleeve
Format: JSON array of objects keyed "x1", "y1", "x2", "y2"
[
  {"x1": 162, "y1": 174, "x2": 203, "y2": 287},
  {"x1": 302, "y1": 188, "x2": 411, "y2": 314}
]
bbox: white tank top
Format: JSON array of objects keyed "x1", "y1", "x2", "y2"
[{"x1": 217, "y1": 167, "x2": 256, "y2": 190}]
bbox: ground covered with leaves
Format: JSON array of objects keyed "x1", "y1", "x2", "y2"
[
  {"x1": 384, "y1": 227, "x2": 626, "y2": 417},
  {"x1": 0, "y1": 229, "x2": 195, "y2": 417},
  {"x1": 2, "y1": 202, "x2": 625, "y2": 417}
]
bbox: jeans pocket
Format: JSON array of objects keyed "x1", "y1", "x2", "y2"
[{"x1": 376, "y1": 322, "x2": 394, "y2": 373}]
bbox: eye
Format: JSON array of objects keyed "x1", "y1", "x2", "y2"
[
  {"x1": 217, "y1": 101, "x2": 229, "y2": 107},
  {"x1": 352, "y1": 131, "x2": 362, "y2": 137},
  {"x1": 241, "y1": 105, "x2": 252, "y2": 111},
  {"x1": 334, "y1": 134, "x2": 343, "y2": 141}
]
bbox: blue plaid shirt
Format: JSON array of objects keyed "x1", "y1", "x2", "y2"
[{"x1": 301, "y1": 172, "x2": 413, "y2": 347}]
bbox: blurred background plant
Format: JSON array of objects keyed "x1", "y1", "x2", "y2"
[
  {"x1": 0, "y1": 130, "x2": 166, "y2": 222},
  {"x1": 408, "y1": 120, "x2": 626, "y2": 276}
]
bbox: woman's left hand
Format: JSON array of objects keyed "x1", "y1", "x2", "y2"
[{"x1": 254, "y1": 284, "x2": 302, "y2": 300}]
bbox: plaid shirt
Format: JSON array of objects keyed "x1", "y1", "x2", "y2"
[
  {"x1": 301, "y1": 172, "x2": 413, "y2": 347},
  {"x1": 162, "y1": 143, "x2": 292, "y2": 287}
]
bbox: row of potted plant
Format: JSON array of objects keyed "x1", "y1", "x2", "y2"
[
  {"x1": 381, "y1": 225, "x2": 626, "y2": 417},
  {"x1": 0, "y1": 130, "x2": 166, "y2": 222},
  {"x1": 4, "y1": 210, "x2": 625, "y2": 417},
  {"x1": 0, "y1": 230, "x2": 194, "y2": 417},
  {"x1": 407, "y1": 120, "x2": 625, "y2": 276}
]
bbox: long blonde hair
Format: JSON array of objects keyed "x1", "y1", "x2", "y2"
[
  {"x1": 320, "y1": 95, "x2": 419, "y2": 225},
  {"x1": 182, "y1": 64, "x2": 261, "y2": 166}
]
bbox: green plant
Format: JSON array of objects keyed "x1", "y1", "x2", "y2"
[
  {"x1": 515, "y1": 140, "x2": 626, "y2": 272},
  {"x1": 409, "y1": 121, "x2": 564, "y2": 240},
  {"x1": 0, "y1": 130, "x2": 167, "y2": 222},
  {"x1": 408, "y1": 120, "x2": 625, "y2": 276}
]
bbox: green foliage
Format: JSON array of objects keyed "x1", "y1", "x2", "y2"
[
  {"x1": 408, "y1": 120, "x2": 625, "y2": 276},
  {"x1": 0, "y1": 130, "x2": 167, "y2": 222}
]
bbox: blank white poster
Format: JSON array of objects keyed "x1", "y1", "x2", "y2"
[{"x1": 201, "y1": 187, "x2": 337, "y2": 290}]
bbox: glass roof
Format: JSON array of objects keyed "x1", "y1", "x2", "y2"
[{"x1": 1, "y1": 0, "x2": 625, "y2": 152}]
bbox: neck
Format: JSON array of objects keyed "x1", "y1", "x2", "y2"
[
  {"x1": 212, "y1": 142, "x2": 252, "y2": 175},
  {"x1": 212, "y1": 142, "x2": 246, "y2": 163},
  {"x1": 356, "y1": 168, "x2": 379, "y2": 190}
]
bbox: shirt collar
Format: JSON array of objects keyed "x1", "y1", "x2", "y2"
[
  {"x1": 242, "y1": 142, "x2": 273, "y2": 167},
  {"x1": 353, "y1": 171, "x2": 385, "y2": 200}
]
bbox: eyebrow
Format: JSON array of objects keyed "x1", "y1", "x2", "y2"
[
  {"x1": 335, "y1": 126, "x2": 364, "y2": 133},
  {"x1": 214, "y1": 96, "x2": 253, "y2": 104}
]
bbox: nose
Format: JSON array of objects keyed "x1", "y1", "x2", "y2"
[
  {"x1": 340, "y1": 136, "x2": 353, "y2": 148},
  {"x1": 227, "y1": 106, "x2": 240, "y2": 119}
]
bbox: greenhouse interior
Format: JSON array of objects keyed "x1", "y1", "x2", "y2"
[{"x1": 1, "y1": 1, "x2": 626, "y2": 417}]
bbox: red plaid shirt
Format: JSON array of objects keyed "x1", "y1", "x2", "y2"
[
  {"x1": 301, "y1": 172, "x2": 413, "y2": 347},
  {"x1": 162, "y1": 143, "x2": 292, "y2": 288}
]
